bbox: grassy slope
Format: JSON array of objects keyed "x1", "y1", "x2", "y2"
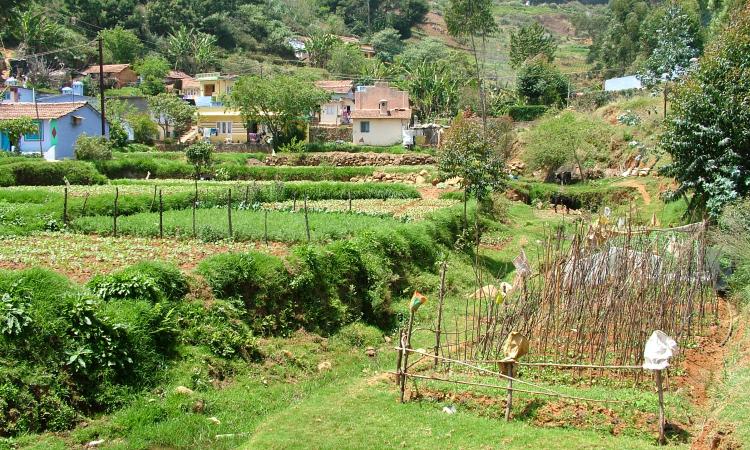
[{"x1": 6, "y1": 182, "x2": 701, "y2": 449}]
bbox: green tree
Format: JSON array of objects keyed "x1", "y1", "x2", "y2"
[
  {"x1": 147, "y1": 93, "x2": 196, "y2": 139},
  {"x1": 101, "y1": 27, "x2": 143, "y2": 64},
  {"x1": 589, "y1": 0, "x2": 650, "y2": 71},
  {"x1": 660, "y1": 3, "x2": 750, "y2": 217},
  {"x1": 135, "y1": 55, "x2": 170, "y2": 96},
  {"x1": 516, "y1": 56, "x2": 568, "y2": 106},
  {"x1": 509, "y1": 22, "x2": 557, "y2": 68},
  {"x1": 639, "y1": 2, "x2": 701, "y2": 86},
  {"x1": 0, "y1": 118, "x2": 38, "y2": 153},
  {"x1": 396, "y1": 62, "x2": 462, "y2": 122},
  {"x1": 74, "y1": 134, "x2": 113, "y2": 160},
  {"x1": 228, "y1": 75, "x2": 330, "y2": 150},
  {"x1": 523, "y1": 111, "x2": 614, "y2": 181},
  {"x1": 166, "y1": 26, "x2": 218, "y2": 73},
  {"x1": 370, "y1": 27, "x2": 404, "y2": 62},
  {"x1": 12, "y1": 9, "x2": 64, "y2": 55},
  {"x1": 445, "y1": 0, "x2": 497, "y2": 127},
  {"x1": 185, "y1": 141, "x2": 214, "y2": 179},
  {"x1": 438, "y1": 113, "x2": 511, "y2": 203},
  {"x1": 326, "y1": 43, "x2": 368, "y2": 76},
  {"x1": 306, "y1": 33, "x2": 340, "y2": 68},
  {"x1": 130, "y1": 114, "x2": 159, "y2": 144}
]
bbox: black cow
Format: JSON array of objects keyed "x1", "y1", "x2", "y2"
[{"x1": 551, "y1": 193, "x2": 581, "y2": 213}]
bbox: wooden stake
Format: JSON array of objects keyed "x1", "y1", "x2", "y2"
[
  {"x1": 434, "y1": 260, "x2": 447, "y2": 368},
  {"x1": 400, "y1": 310, "x2": 416, "y2": 403},
  {"x1": 348, "y1": 191, "x2": 352, "y2": 213},
  {"x1": 264, "y1": 209, "x2": 269, "y2": 246},
  {"x1": 505, "y1": 362, "x2": 515, "y2": 421},
  {"x1": 293, "y1": 195, "x2": 297, "y2": 211},
  {"x1": 63, "y1": 187, "x2": 68, "y2": 226},
  {"x1": 158, "y1": 189, "x2": 163, "y2": 238},
  {"x1": 81, "y1": 192, "x2": 89, "y2": 216},
  {"x1": 304, "y1": 194, "x2": 310, "y2": 242},
  {"x1": 150, "y1": 185, "x2": 157, "y2": 211},
  {"x1": 395, "y1": 328, "x2": 403, "y2": 385},
  {"x1": 656, "y1": 369, "x2": 666, "y2": 445},
  {"x1": 227, "y1": 188, "x2": 233, "y2": 240},
  {"x1": 113, "y1": 187, "x2": 119, "y2": 237}
]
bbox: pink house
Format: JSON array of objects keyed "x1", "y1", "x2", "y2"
[{"x1": 351, "y1": 82, "x2": 411, "y2": 146}]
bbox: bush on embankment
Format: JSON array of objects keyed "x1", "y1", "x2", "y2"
[
  {"x1": 197, "y1": 204, "x2": 469, "y2": 335},
  {"x1": 507, "y1": 181, "x2": 636, "y2": 211},
  {"x1": 0, "y1": 160, "x2": 107, "y2": 186}
]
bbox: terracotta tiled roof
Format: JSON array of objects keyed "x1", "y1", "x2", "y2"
[
  {"x1": 82, "y1": 64, "x2": 131, "y2": 74},
  {"x1": 315, "y1": 80, "x2": 354, "y2": 94},
  {"x1": 0, "y1": 102, "x2": 89, "y2": 120},
  {"x1": 351, "y1": 109, "x2": 411, "y2": 119},
  {"x1": 167, "y1": 70, "x2": 191, "y2": 79},
  {"x1": 181, "y1": 78, "x2": 200, "y2": 89}
]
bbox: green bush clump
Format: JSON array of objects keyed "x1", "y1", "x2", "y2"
[
  {"x1": 509, "y1": 181, "x2": 636, "y2": 211},
  {"x1": 0, "y1": 268, "x2": 179, "y2": 436},
  {"x1": 88, "y1": 262, "x2": 189, "y2": 302},
  {"x1": 507, "y1": 105, "x2": 548, "y2": 121},
  {"x1": 0, "y1": 160, "x2": 107, "y2": 186},
  {"x1": 178, "y1": 299, "x2": 261, "y2": 360},
  {"x1": 333, "y1": 322, "x2": 382, "y2": 348},
  {"x1": 75, "y1": 134, "x2": 114, "y2": 161}
]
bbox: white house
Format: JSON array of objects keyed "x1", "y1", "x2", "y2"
[{"x1": 351, "y1": 82, "x2": 411, "y2": 146}]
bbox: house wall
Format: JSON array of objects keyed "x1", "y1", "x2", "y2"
[
  {"x1": 17, "y1": 105, "x2": 109, "y2": 160},
  {"x1": 319, "y1": 97, "x2": 355, "y2": 126},
  {"x1": 352, "y1": 118, "x2": 408, "y2": 146},
  {"x1": 196, "y1": 110, "x2": 250, "y2": 144},
  {"x1": 115, "y1": 69, "x2": 138, "y2": 87}
]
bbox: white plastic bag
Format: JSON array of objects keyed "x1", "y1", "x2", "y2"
[{"x1": 643, "y1": 330, "x2": 678, "y2": 370}]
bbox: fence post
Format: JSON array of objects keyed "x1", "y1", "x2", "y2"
[
  {"x1": 264, "y1": 209, "x2": 269, "y2": 246},
  {"x1": 400, "y1": 310, "x2": 415, "y2": 403},
  {"x1": 293, "y1": 194, "x2": 297, "y2": 211},
  {"x1": 150, "y1": 185, "x2": 157, "y2": 212},
  {"x1": 227, "y1": 188, "x2": 233, "y2": 240},
  {"x1": 81, "y1": 192, "x2": 89, "y2": 216},
  {"x1": 63, "y1": 187, "x2": 68, "y2": 226},
  {"x1": 113, "y1": 187, "x2": 119, "y2": 237},
  {"x1": 304, "y1": 194, "x2": 310, "y2": 242},
  {"x1": 348, "y1": 191, "x2": 352, "y2": 213},
  {"x1": 395, "y1": 327, "x2": 403, "y2": 386},
  {"x1": 159, "y1": 189, "x2": 163, "y2": 239},
  {"x1": 434, "y1": 260, "x2": 447, "y2": 368},
  {"x1": 656, "y1": 370, "x2": 666, "y2": 445},
  {"x1": 504, "y1": 362, "x2": 515, "y2": 421}
]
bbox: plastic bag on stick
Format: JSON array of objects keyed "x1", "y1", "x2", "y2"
[{"x1": 642, "y1": 330, "x2": 678, "y2": 370}]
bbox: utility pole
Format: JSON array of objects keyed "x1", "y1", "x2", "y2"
[{"x1": 97, "y1": 35, "x2": 107, "y2": 136}]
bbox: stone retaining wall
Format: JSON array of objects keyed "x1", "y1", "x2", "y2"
[{"x1": 264, "y1": 151, "x2": 435, "y2": 167}]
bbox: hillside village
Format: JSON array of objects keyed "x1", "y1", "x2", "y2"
[{"x1": 0, "y1": 0, "x2": 750, "y2": 448}]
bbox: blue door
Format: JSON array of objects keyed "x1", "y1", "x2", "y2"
[{"x1": 0, "y1": 132, "x2": 9, "y2": 151}]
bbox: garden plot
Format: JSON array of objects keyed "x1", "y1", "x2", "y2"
[
  {"x1": 71, "y1": 208, "x2": 406, "y2": 243},
  {"x1": 263, "y1": 198, "x2": 459, "y2": 221},
  {"x1": 0, "y1": 233, "x2": 286, "y2": 282}
]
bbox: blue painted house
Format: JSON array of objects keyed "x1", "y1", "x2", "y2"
[{"x1": 0, "y1": 102, "x2": 109, "y2": 160}]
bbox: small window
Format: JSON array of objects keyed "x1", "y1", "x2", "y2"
[
  {"x1": 360, "y1": 121, "x2": 370, "y2": 133},
  {"x1": 24, "y1": 120, "x2": 43, "y2": 141},
  {"x1": 217, "y1": 121, "x2": 232, "y2": 135},
  {"x1": 325, "y1": 105, "x2": 336, "y2": 115}
]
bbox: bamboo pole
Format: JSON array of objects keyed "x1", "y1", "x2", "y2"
[{"x1": 348, "y1": 191, "x2": 352, "y2": 213}]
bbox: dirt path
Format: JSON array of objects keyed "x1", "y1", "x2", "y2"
[{"x1": 615, "y1": 179, "x2": 652, "y2": 205}]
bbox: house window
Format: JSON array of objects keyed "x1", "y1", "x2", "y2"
[
  {"x1": 216, "y1": 121, "x2": 233, "y2": 135},
  {"x1": 325, "y1": 105, "x2": 336, "y2": 115},
  {"x1": 24, "y1": 120, "x2": 43, "y2": 141},
  {"x1": 360, "y1": 121, "x2": 370, "y2": 133}
]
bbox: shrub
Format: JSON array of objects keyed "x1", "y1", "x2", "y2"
[
  {"x1": 0, "y1": 160, "x2": 107, "y2": 186},
  {"x1": 88, "y1": 261, "x2": 189, "y2": 302},
  {"x1": 75, "y1": 134, "x2": 113, "y2": 161},
  {"x1": 130, "y1": 113, "x2": 159, "y2": 144},
  {"x1": 333, "y1": 322, "x2": 382, "y2": 348},
  {"x1": 185, "y1": 140, "x2": 214, "y2": 178},
  {"x1": 507, "y1": 105, "x2": 547, "y2": 121},
  {"x1": 109, "y1": 122, "x2": 130, "y2": 149},
  {"x1": 178, "y1": 300, "x2": 261, "y2": 359}
]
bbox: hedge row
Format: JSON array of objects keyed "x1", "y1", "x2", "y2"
[{"x1": 0, "y1": 160, "x2": 107, "y2": 186}]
